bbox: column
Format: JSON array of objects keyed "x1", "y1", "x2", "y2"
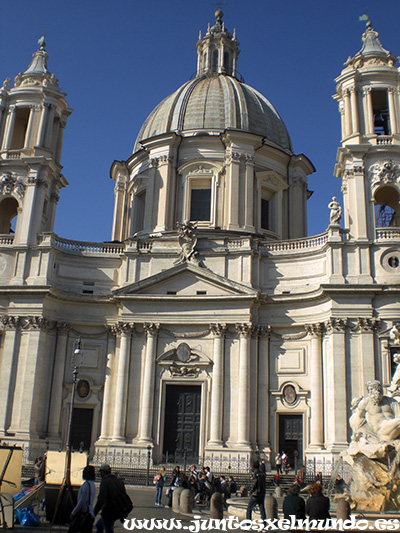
[
  {"x1": 358, "y1": 318, "x2": 379, "y2": 392},
  {"x1": 47, "y1": 324, "x2": 70, "y2": 437},
  {"x1": 343, "y1": 89, "x2": 352, "y2": 138},
  {"x1": 112, "y1": 322, "x2": 133, "y2": 441},
  {"x1": 257, "y1": 326, "x2": 270, "y2": 451},
  {"x1": 208, "y1": 324, "x2": 226, "y2": 446},
  {"x1": 55, "y1": 120, "x2": 66, "y2": 162},
  {"x1": 236, "y1": 323, "x2": 252, "y2": 447},
  {"x1": 388, "y1": 88, "x2": 398, "y2": 135},
  {"x1": 227, "y1": 152, "x2": 241, "y2": 230},
  {"x1": 44, "y1": 104, "x2": 55, "y2": 148},
  {"x1": 339, "y1": 103, "x2": 345, "y2": 140},
  {"x1": 154, "y1": 156, "x2": 174, "y2": 232},
  {"x1": 0, "y1": 318, "x2": 19, "y2": 435},
  {"x1": 23, "y1": 105, "x2": 36, "y2": 148},
  {"x1": 36, "y1": 103, "x2": 48, "y2": 146},
  {"x1": 362, "y1": 88, "x2": 374, "y2": 135},
  {"x1": 244, "y1": 155, "x2": 255, "y2": 231},
  {"x1": 99, "y1": 330, "x2": 116, "y2": 440},
  {"x1": 138, "y1": 323, "x2": 159, "y2": 443},
  {"x1": 10, "y1": 319, "x2": 50, "y2": 437},
  {"x1": 0, "y1": 105, "x2": 5, "y2": 136},
  {"x1": 350, "y1": 87, "x2": 359, "y2": 134},
  {"x1": 307, "y1": 323, "x2": 324, "y2": 448},
  {"x1": 2, "y1": 105, "x2": 16, "y2": 150},
  {"x1": 325, "y1": 318, "x2": 348, "y2": 450}
]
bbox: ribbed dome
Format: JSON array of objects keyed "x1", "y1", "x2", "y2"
[{"x1": 134, "y1": 74, "x2": 292, "y2": 152}]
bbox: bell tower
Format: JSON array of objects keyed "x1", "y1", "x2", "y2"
[
  {"x1": 0, "y1": 38, "x2": 71, "y2": 246},
  {"x1": 334, "y1": 19, "x2": 400, "y2": 242}
]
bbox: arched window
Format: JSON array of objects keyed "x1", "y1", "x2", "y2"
[
  {"x1": 374, "y1": 185, "x2": 399, "y2": 227},
  {"x1": 0, "y1": 197, "x2": 19, "y2": 234}
]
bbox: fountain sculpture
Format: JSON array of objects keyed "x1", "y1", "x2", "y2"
[{"x1": 344, "y1": 350, "x2": 400, "y2": 511}]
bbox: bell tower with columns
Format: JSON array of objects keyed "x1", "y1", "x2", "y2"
[
  {"x1": 334, "y1": 18, "x2": 400, "y2": 242},
  {"x1": 0, "y1": 38, "x2": 71, "y2": 246}
]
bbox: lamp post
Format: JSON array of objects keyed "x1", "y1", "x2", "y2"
[
  {"x1": 65, "y1": 338, "x2": 84, "y2": 483},
  {"x1": 50, "y1": 337, "x2": 84, "y2": 531}
]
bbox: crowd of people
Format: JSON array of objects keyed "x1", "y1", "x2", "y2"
[
  {"x1": 245, "y1": 458, "x2": 348, "y2": 527},
  {"x1": 62, "y1": 455, "x2": 347, "y2": 531},
  {"x1": 153, "y1": 464, "x2": 238, "y2": 508}
]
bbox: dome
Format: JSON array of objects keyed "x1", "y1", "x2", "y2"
[{"x1": 134, "y1": 74, "x2": 292, "y2": 153}]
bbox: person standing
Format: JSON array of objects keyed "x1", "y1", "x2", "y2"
[
  {"x1": 167, "y1": 466, "x2": 181, "y2": 508},
  {"x1": 94, "y1": 464, "x2": 132, "y2": 533},
  {"x1": 246, "y1": 460, "x2": 266, "y2": 526},
  {"x1": 34, "y1": 457, "x2": 45, "y2": 485},
  {"x1": 69, "y1": 465, "x2": 96, "y2": 533},
  {"x1": 154, "y1": 466, "x2": 166, "y2": 506},
  {"x1": 275, "y1": 453, "x2": 282, "y2": 475},
  {"x1": 305, "y1": 483, "x2": 330, "y2": 525},
  {"x1": 282, "y1": 484, "x2": 305, "y2": 521}
]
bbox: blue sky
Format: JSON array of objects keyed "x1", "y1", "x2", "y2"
[{"x1": 1, "y1": 0, "x2": 400, "y2": 242}]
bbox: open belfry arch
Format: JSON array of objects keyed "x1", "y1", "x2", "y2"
[{"x1": 0, "y1": 12, "x2": 398, "y2": 470}]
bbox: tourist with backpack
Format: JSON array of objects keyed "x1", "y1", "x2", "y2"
[
  {"x1": 94, "y1": 464, "x2": 133, "y2": 533},
  {"x1": 154, "y1": 466, "x2": 166, "y2": 506}
]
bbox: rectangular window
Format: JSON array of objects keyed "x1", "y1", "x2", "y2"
[
  {"x1": 10, "y1": 107, "x2": 30, "y2": 150},
  {"x1": 261, "y1": 198, "x2": 269, "y2": 230},
  {"x1": 372, "y1": 90, "x2": 390, "y2": 135},
  {"x1": 190, "y1": 188, "x2": 211, "y2": 221},
  {"x1": 135, "y1": 190, "x2": 146, "y2": 232}
]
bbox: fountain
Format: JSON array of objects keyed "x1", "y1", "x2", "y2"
[{"x1": 343, "y1": 358, "x2": 400, "y2": 512}]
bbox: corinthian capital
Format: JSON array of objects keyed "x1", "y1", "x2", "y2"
[
  {"x1": 144, "y1": 323, "x2": 160, "y2": 336},
  {"x1": 235, "y1": 323, "x2": 253, "y2": 337},
  {"x1": 325, "y1": 317, "x2": 347, "y2": 333},
  {"x1": 210, "y1": 323, "x2": 227, "y2": 337},
  {"x1": 305, "y1": 323, "x2": 324, "y2": 337}
]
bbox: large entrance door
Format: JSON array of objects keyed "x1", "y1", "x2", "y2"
[
  {"x1": 163, "y1": 385, "x2": 201, "y2": 463},
  {"x1": 279, "y1": 414, "x2": 303, "y2": 469},
  {"x1": 71, "y1": 408, "x2": 93, "y2": 452}
]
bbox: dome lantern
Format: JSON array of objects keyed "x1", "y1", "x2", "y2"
[{"x1": 196, "y1": 10, "x2": 240, "y2": 79}]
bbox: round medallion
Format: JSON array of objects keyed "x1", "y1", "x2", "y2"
[
  {"x1": 381, "y1": 249, "x2": 400, "y2": 272},
  {"x1": 77, "y1": 379, "x2": 90, "y2": 399},
  {"x1": 176, "y1": 343, "x2": 191, "y2": 363},
  {"x1": 283, "y1": 384, "x2": 297, "y2": 405}
]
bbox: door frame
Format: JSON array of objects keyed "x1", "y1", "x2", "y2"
[
  {"x1": 278, "y1": 413, "x2": 304, "y2": 467},
  {"x1": 156, "y1": 379, "x2": 209, "y2": 464}
]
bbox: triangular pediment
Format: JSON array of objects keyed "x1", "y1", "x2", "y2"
[{"x1": 112, "y1": 262, "x2": 257, "y2": 298}]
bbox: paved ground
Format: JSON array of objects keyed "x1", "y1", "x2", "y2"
[
  {"x1": 8, "y1": 485, "x2": 398, "y2": 532},
  {"x1": 11, "y1": 485, "x2": 216, "y2": 532}
]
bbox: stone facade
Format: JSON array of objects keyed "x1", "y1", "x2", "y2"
[{"x1": 0, "y1": 15, "x2": 399, "y2": 470}]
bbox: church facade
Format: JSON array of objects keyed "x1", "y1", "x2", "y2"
[{"x1": 0, "y1": 12, "x2": 399, "y2": 469}]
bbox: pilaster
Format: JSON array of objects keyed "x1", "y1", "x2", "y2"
[
  {"x1": 324, "y1": 318, "x2": 349, "y2": 452},
  {"x1": 306, "y1": 323, "x2": 324, "y2": 449},
  {"x1": 98, "y1": 330, "x2": 116, "y2": 441},
  {"x1": 138, "y1": 323, "x2": 160, "y2": 444},
  {"x1": 112, "y1": 322, "x2": 134, "y2": 442},
  {"x1": 0, "y1": 317, "x2": 20, "y2": 436},
  {"x1": 235, "y1": 323, "x2": 252, "y2": 448},
  {"x1": 47, "y1": 323, "x2": 70, "y2": 438},
  {"x1": 207, "y1": 323, "x2": 226, "y2": 447}
]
